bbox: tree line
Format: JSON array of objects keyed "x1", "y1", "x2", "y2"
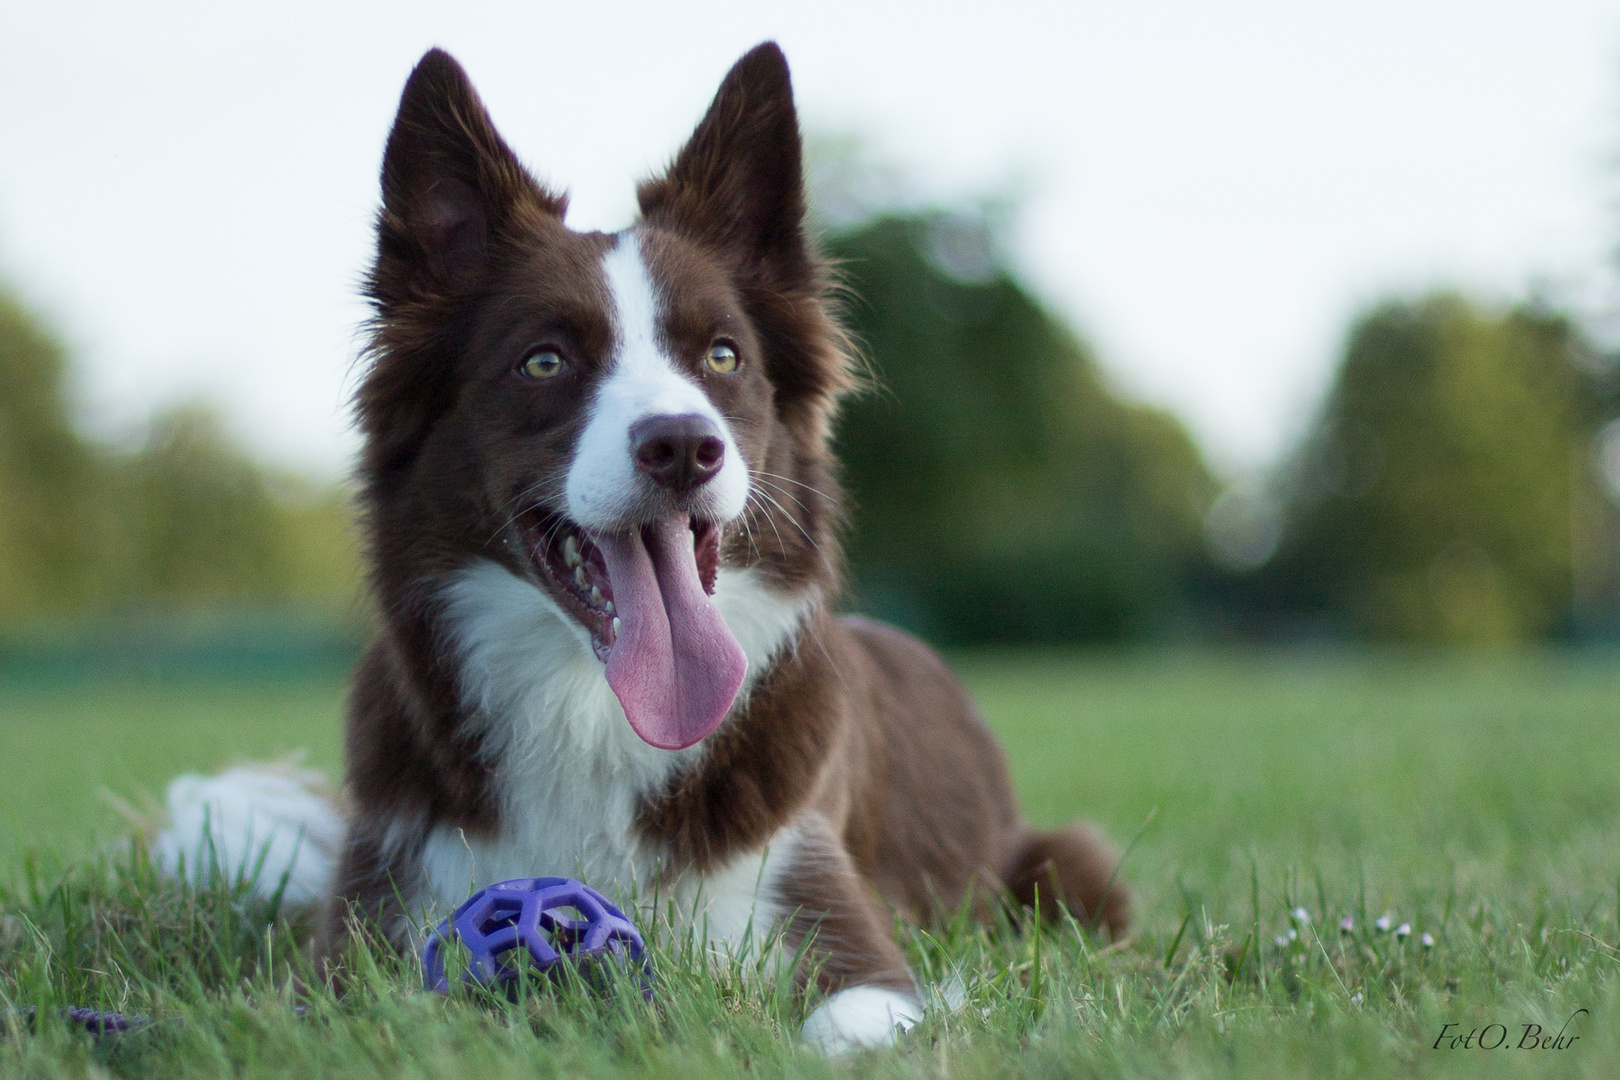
[
  {"x1": 0, "y1": 291, "x2": 359, "y2": 626},
  {"x1": 828, "y1": 215, "x2": 1618, "y2": 644},
  {"x1": 0, "y1": 212, "x2": 1613, "y2": 645}
]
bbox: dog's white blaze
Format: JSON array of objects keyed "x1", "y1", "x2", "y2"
[
  {"x1": 564, "y1": 232, "x2": 749, "y2": 530},
  {"x1": 800, "y1": 986, "x2": 923, "y2": 1055},
  {"x1": 415, "y1": 557, "x2": 811, "y2": 947}
]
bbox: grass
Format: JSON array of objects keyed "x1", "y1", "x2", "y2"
[
  {"x1": 2, "y1": 649, "x2": 1619, "y2": 1077},
  {"x1": 0, "y1": 673, "x2": 344, "y2": 868}
]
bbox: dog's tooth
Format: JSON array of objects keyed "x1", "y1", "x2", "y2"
[
  {"x1": 562, "y1": 535, "x2": 581, "y2": 567},
  {"x1": 590, "y1": 585, "x2": 603, "y2": 606},
  {"x1": 574, "y1": 565, "x2": 588, "y2": 588},
  {"x1": 612, "y1": 617, "x2": 621, "y2": 636},
  {"x1": 604, "y1": 600, "x2": 614, "y2": 615}
]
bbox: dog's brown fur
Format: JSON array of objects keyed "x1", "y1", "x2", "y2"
[{"x1": 321, "y1": 42, "x2": 1127, "y2": 1001}]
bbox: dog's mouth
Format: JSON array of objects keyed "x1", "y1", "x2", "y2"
[{"x1": 517, "y1": 510, "x2": 746, "y2": 751}]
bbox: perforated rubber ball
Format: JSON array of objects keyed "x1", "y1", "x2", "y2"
[{"x1": 421, "y1": 877, "x2": 646, "y2": 994}]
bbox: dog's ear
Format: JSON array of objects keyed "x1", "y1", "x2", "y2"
[
  {"x1": 370, "y1": 49, "x2": 562, "y2": 306},
  {"x1": 637, "y1": 43, "x2": 808, "y2": 279},
  {"x1": 641, "y1": 44, "x2": 853, "y2": 433}
]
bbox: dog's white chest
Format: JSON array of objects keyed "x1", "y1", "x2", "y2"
[
  {"x1": 420, "y1": 558, "x2": 810, "y2": 951},
  {"x1": 415, "y1": 752, "x2": 666, "y2": 913}
]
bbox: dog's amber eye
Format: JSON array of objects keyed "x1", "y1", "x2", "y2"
[
  {"x1": 519, "y1": 349, "x2": 565, "y2": 380},
  {"x1": 705, "y1": 342, "x2": 738, "y2": 374}
]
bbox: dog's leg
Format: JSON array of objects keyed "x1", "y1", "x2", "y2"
[
  {"x1": 313, "y1": 815, "x2": 427, "y2": 970},
  {"x1": 772, "y1": 815, "x2": 922, "y2": 1055},
  {"x1": 1003, "y1": 821, "x2": 1131, "y2": 939}
]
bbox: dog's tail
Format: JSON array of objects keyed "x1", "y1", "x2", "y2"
[
  {"x1": 147, "y1": 763, "x2": 344, "y2": 907},
  {"x1": 1003, "y1": 821, "x2": 1131, "y2": 940}
]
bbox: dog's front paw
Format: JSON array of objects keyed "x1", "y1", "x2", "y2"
[{"x1": 800, "y1": 986, "x2": 921, "y2": 1055}]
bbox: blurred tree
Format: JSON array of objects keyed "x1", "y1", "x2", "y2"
[
  {"x1": 828, "y1": 212, "x2": 1215, "y2": 643},
  {"x1": 0, "y1": 281, "x2": 360, "y2": 628},
  {"x1": 105, "y1": 405, "x2": 359, "y2": 607},
  {"x1": 116, "y1": 405, "x2": 289, "y2": 601},
  {"x1": 0, "y1": 292, "x2": 94, "y2": 620},
  {"x1": 1263, "y1": 293, "x2": 1605, "y2": 643}
]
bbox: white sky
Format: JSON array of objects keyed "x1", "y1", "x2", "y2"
[{"x1": 1, "y1": 0, "x2": 1616, "y2": 479}]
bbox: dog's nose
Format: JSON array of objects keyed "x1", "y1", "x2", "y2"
[{"x1": 630, "y1": 413, "x2": 726, "y2": 492}]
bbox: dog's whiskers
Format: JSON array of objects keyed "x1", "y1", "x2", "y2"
[
  {"x1": 753, "y1": 469, "x2": 835, "y2": 503},
  {"x1": 745, "y1": 489, "x2": 792, "y2": 557},
  {"x1": 753, "y1": 475, "x2": 818, "y2": 519},
  {"x1": 732, "y1": 503, "x2": 763, "y2": 562},
  {"x1": 486, "y1": 476, "x2": 567, "y2": 548},
  {"x1": 749, "y1": 483, "x2": 819, "y2": 551}
]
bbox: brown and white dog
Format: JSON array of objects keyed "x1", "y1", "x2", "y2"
[{"x1": 161, "y1": 42, "x2": 1127, "y2": 1054}]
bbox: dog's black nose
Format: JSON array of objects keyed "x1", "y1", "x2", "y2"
[{"x1": 630, "y1": 413, "x2": 726, "y2": 492}]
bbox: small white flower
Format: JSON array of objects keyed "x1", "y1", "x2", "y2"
[
  {"x1": 1394, "y1": 923, "x2": 1411, "y2": 939},
  {"x1": 1350, "y1": 991, "x2": 1364, "y2": 1006},
  {"x1": 1291, "y1": 906, "x2": 1311, "y2": 924},
  {"x1": 1420, "y1": 932, "x2": 1434, "y2": 948},
  {"x1": 1339, "y1": 916, "x2": 1354, "y2": 934},
  {"x1": 1286, "y1": 927, "x2": 1298, "y2": 942},
  {"x1": 1275, "y1": 935, "x2": 1290, "y2": 948},
  {"x1": 1374, "y1": 915, "x2": 1392, "y2": 933}
]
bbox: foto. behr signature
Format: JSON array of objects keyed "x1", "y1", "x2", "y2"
[{"x1": 1433, "y1": 1009, "x2": 1587, "y2": 1051}]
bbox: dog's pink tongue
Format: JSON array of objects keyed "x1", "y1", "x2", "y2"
[{"x1": 593, "y1": 518, "x2": 746, "y2": 750}]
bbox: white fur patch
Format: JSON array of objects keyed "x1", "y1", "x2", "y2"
[
  {"x1": 673, "y1": 826, "x2": 799, "y2": 962},
  {"x1": 800, "y1": 986, "x2": 922, "y2": 1055},
  {"x1": 418, "y1": 557, "x2": 812, "y2": 948},
  {"x1": 564, "y1": 231, "x2": 749, "y2": 530},
  {"x1": 152, "y1": 766, "x2": 342, "y2": 906}
]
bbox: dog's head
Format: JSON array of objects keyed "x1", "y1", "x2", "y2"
[{"x1": 357, "y1": 44, "x2": 851, "y2": 750}]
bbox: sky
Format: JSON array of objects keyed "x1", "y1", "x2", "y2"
[{"x1": 1, "y1": 0, "x2": 1617, "y2": 479}]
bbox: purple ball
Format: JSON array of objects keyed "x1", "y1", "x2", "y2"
[{"x1": 421, "y1": 877, "x2": 647, "y2": 995}]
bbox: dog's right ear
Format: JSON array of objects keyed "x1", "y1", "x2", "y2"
[{"x1": 370, "y1": 49, "x2": 563, "y2": 307}]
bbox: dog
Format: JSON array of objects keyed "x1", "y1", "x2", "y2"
[{"x1": 162, "y1": 42, "x2": 1128, "y2": 1054}]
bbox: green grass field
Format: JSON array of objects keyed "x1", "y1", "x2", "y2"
[{"x1": 2, "y1": 650, "x2": 1618, "y2": 1077}]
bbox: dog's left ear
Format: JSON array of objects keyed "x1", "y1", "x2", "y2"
[{"x1": 638, "y1": 43, "x2": 808, "y2": 278}]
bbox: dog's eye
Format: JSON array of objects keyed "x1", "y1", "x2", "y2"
[
  {"x1": 519, "y1": 349, "x2": 566, "y2": 380},
  {"x1": 705, "y1": 342, "x2": 739, "y2": 374}
]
